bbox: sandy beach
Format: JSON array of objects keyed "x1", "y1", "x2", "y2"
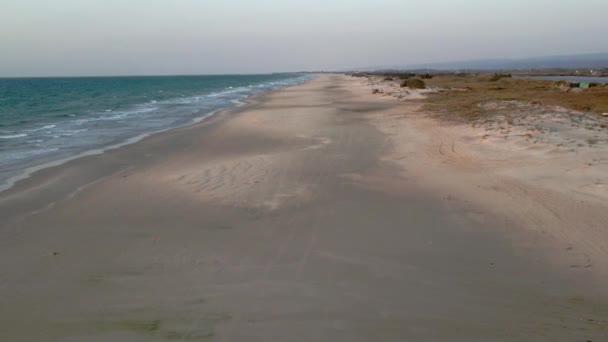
[{"x1": 1, "y1": 75, "x2": 607, "y2": 341}]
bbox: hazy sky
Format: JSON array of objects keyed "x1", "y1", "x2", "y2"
[{"x1": 1, "y1": 0, "x2": 607, "y2": 76}]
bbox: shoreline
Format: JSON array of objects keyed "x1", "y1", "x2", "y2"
[
  {"x1": 0, "y1": 108, "x2": 222, "y2": 194},
  {"x1": 1, "y1": 74, "x2": 607, "y2": 341},
  {"x1": 0, "y1": 76, "x2": 312, "y2": 195}
]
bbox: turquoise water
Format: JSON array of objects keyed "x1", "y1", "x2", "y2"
[{"x1": 0, "y1": 74, "x2": 309, "y2": 190}]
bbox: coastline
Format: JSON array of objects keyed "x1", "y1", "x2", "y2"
[
  {"x1": 1, "y1": 75, "x2": 607, "y2": 341},
  {"x1": 0, "y1": 76, "x2": 312, "y2": 195}
]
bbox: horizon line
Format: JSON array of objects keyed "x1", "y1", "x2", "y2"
[{"x1": 0, "y1": 71, "x2": 319, "y2": 80}]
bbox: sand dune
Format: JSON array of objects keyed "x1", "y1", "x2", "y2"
[{"x1": 358, "y1": 75, "x2": 608, "y2": 277}]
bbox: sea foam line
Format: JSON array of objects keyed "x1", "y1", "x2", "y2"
[
  {"x1": 0, "y1": 133, "x2": 28, "y2": 139},
  {"x1": 0, "y1": 110, "x2": 216, "y2": 194}
]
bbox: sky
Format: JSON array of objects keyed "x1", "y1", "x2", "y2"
[{"x1": 1, "y1": 0, "x2": 607, "y2": 76}]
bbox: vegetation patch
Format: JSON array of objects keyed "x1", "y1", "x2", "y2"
[
  {"x1": 421, "y1": 73, "x2": 608, "y2": 119},
  {"x1": 489, "y1": 73, "x2": 512, "y2": 81},
  {"x1": 401, "y1": 79, "x2": 426, "y2": 89}
]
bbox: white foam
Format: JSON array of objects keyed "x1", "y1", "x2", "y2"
[
  {"x1": 25, "y1": 125, "x2": 56, "y2": 132},
  {"x1": 3, "y1": 148, "x2": 60, "y2": 161},
  {"x1": 0, "y1": 133, "x2": 27, "y2": 139},
  {"x1": 230, "y1": 99, "x2": 246, "y2": 107},
  {"x1": 0, "y1": 109, "x2": 223, "y2": 193},
  {"x1": 72, "y1": 107, "x2": 159, "y2": 124},
  {"x1": 58, "y1": 129, "x2": 88, "y2": 136}
]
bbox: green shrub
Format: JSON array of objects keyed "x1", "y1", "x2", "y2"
[{"x1": 401, "y1": 79, "x2": 426, "y2": 89}]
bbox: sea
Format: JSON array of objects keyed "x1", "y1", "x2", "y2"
[{"x1": 0, "y1": 74, "x2": 310, "y2": 191}]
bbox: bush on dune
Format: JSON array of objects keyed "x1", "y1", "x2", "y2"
[{"x1": 401, "y1": 79, "x2": 426, "y2": 89}]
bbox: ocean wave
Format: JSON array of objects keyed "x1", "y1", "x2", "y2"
[
  {"x1": 2, "y1": 148, "x2": 60, "y2": 161},
  {"x1": 207, "y1": 87, "x2": 250, "y2": 98},
  {"x1": 0, "y1": 133, "x2": 28, "y2": 139},
  {"x1": 25, "y1": 124, "x2": 56, "y2": 132},
  {"x1": 57, "y1": 129, "x2": 89, "y2": 137},
  {"x1": 161, "y1": 97, "x2": 197, "y2": 105},
  {"x1": 160, "y1": 88, "x2": 250, "y2": 104},
  {"x1": 72, "y1": 107, "x2": 159, "y2": 125},
  {"x1": 153, "y1": 78, "x2": 303, "y2": 107}
]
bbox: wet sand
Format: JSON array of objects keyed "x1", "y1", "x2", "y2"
[{"x1": 1, "y1": 75, "x2": 607, "y2": 341}]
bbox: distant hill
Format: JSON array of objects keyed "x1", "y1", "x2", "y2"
[
  {"x1": 403, "y1": 53, "x2": 608, "y2": 71},
  {"x1": 348, "y1": 53, "x2": 608, "y2": 72}
]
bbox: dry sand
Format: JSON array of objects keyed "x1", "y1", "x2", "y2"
[
  {"x1": 1, "y1": 75, "x2": 607, "y2": 341},
  {"x1": 363, "y1": 75, "x2": 608, "y2": 275}
]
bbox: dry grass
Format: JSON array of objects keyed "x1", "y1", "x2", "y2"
[{"x1": 422, "y1": 74, "x2": 608, "y2": 119}]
